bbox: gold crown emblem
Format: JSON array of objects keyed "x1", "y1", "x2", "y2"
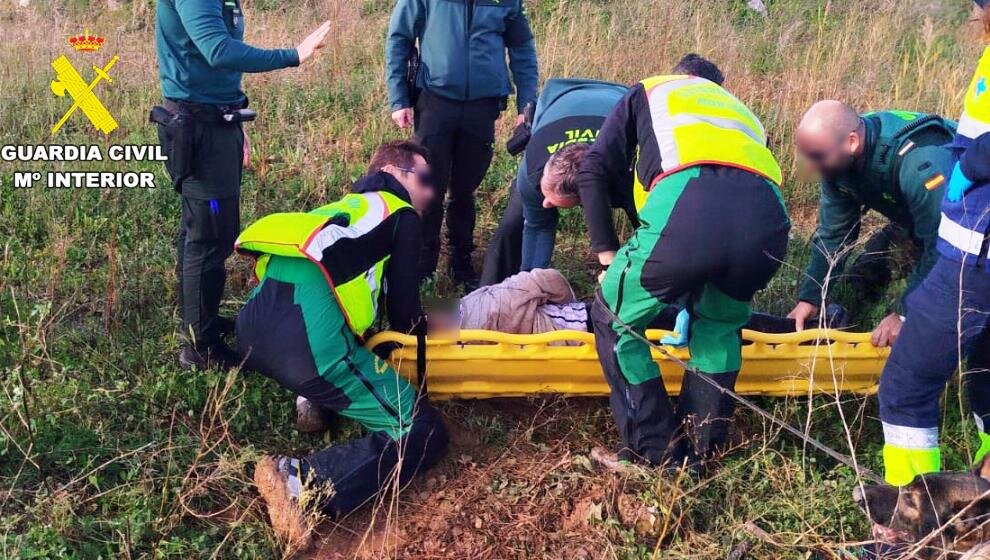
[{"x1": 68, "y1": 29, "x2": 106, "y2": 52}]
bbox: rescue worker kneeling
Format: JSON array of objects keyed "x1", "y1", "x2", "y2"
[
  {"x1": 236, "y1": 141, "x2": 448, "y2": 549},
  {"x1": 574, "y1": 57, "x2": 791, "y2": 472}
]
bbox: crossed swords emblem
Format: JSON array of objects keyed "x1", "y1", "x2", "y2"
[{"x1": 50, "y1": 54, "x2": 119, "y2": 136}]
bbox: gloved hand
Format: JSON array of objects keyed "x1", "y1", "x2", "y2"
[
  {"x1": 660, "y1": 308, "x2": 691, "y2": 347},
  {"x1": 947, "y1": 161, "x2": 974, "y2": 203}
]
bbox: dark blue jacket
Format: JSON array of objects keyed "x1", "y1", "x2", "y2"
[
  {"x1": 385, "y1": 0, "x2": 539, "y2": 113},
  {"x1": 942, "y1": 133, "x2": 990, "y2": 271}
]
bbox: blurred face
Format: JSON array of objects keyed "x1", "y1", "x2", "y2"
[
  {"x1": 539, "y1": 167, "x2": 580, "y2": 209},
  {"x1": 795, "y1": 127, "x2": 861, "y2": 181},
  {"x1": 387, "y1": 154, "x2": 433, "y2": 215}
]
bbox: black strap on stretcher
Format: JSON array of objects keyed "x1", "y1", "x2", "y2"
[{"x1": 415, "y1": 316, "x2": 428, "y2": 395}]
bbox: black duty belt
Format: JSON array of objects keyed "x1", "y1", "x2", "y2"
[{"x1": 163, "y1": 98, "x2": 248, "y2": 124}]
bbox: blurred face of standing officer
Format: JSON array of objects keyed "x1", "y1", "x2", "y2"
[{"x1": 154, "y1": 0, "x2": 332, "y2": 369}]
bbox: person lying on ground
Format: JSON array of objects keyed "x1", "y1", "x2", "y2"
[
  {"x1": 787, "y1": 101, "x2": 956, "y2": 347},
  {"x1": 295, "y1": 269, "x2": 847, "y2": 435},
  {"x1": 234, "y1": 141, "x2": 449, "y2": 552}
]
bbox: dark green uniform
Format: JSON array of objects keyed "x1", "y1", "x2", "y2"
[
  {"x1": 155, "y1": 0, "x2": 298, "y2": 357},
  {"x1": 798, "y1": 111, "x2": 956, "y2": 318}
]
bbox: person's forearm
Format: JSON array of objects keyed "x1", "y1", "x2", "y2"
[
  {"x1": 797, "y1": 243, "x2": 836, "y2": 305},
  {"x1": 508, "y1": 41, "x2": 539, "y2": 112},
  {"x1": 205, "y1": 40, "x2": 299, "y2": 72},
  {"x1": 385, "y1": 0, "x2": 420, "y2": 111},
  {"x1": 385, "y1": 35, "x2": 412, "y2": 110},
  {"x1": 176, "y1": 1, "x2": 298, "y2": 72}
]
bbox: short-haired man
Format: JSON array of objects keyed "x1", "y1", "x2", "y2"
[
  {"x1": 479, "y1": 78, "x2": 630, "y2": 286},
  {"x1": 479, "y1": 54, "x2": 724, "y2": 286},
  {"x1": 155, "y1": 0, "x2": 332, "y2": 368},
  {"x1": 386, "y1": 0, "x2": 539, "y2": 288},
  {"x1": 578, "y1": 56, "x2": 791, "y2": 472},
  {"x1": 238, "y1": 141, "x2": 448, "y2": 550},
  {"x1": 788, "y1": 101, "x2": 957, "y2": 347}
]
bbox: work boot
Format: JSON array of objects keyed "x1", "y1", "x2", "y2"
[
  {"x1": 179, "y1": 342, "x2": 242, "y2": 370},
  {"x1": 254, "y1": 456, "x2": 313, "y2": 554},
  {"x1": 670, "y1": 370, "x2": 740, "y2": 476},
  {"x1": 214, "y1": 315, "x2": 237, "y2": 338},
  {"x1": 449, "y1": 253, "x2": 479, "y2": 292}
]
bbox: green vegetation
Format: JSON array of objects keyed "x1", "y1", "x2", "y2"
[{"x1": 0, "y1": 0, "x2": 984, "y2": 557}]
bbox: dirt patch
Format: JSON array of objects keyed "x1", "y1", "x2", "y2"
[{"x1": 301, "y1": 398, "x2": 664, "y2": 559}]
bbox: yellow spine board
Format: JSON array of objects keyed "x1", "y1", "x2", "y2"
[{"x1": 364, "y1": 329, "x2": 888, "y2": 401}]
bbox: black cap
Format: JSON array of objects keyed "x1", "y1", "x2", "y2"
[{"x1": 977, "y1": 0, "x2": 990, "y2": 8}]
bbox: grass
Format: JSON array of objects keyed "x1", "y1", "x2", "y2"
[{"x1": 0, "y1": 0, "x2": 985, "y2": 558}]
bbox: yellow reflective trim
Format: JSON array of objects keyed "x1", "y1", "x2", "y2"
[
  {"x1": 883, "y1": 444, "x2": 941, "y2": 486},
  {"x1": 960, "y1": 46, "x2": 990, "y2": 138}
]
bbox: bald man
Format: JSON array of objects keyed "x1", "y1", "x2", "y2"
[{"x1": 788, "y1": 102, "x2": 956, "y2": 347}]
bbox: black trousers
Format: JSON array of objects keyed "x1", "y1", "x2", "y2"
[
  {"x1": 479, "y1": 180, "x2": 524, "y2": 287},
  {"x1": 836, "y1": 223, "x2": 921, "y2": 322},
  {"x1": 159, "y1": 117, "x2": 243, "y2": 348},
  {"x1": 414, "y1": 91, "x2": 500, "y2": 279},
  {"x1": 237, "y1": 277, "x2": 448, "y2": 518}
]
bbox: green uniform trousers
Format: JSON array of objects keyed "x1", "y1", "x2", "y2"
[{"x1": 592, "y1": 166, "x2": 790, "y2": 464}]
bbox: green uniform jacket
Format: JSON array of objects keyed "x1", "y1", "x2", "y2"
[
  {"x1": 156, "y1": 0, "x2": 299, "y2": 105},
  {"x1": 385, "y1": 0, "x2": 539, "y2": 113},
  {"x1": 798, "y1": 111, "x2": 956, "y2": 311}
]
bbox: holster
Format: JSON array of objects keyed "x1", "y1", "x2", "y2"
[
  {"x1": 150, "y1": 105, "x2": 195, "y2": 192},
  {"x1": 406, "y1": 46, "x2": 422, "y2": 107},
  {"x1": 505, "y1": 101, "x2": 535, "y2": 156},
  {"x1": 150, "y1": 98, "x2": 248, "y2": 193}
]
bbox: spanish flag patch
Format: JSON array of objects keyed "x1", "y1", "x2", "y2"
[{"x1": 925, "y1": 174, "x2": 946, "y2": 190}]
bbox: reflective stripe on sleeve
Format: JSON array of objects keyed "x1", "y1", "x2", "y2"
[{"x1": 938, "y1": 212, "x2": 988, "y2": 257}]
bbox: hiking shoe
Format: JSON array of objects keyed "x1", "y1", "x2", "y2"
[
  {"x1": 296, "y1": 397, "x2": 329, "y2": 434},
  {"x1": 590, "y1": 446, "x2": 649, "y2": 476},
  {"x1": 179, "y1": 342, "x2": 242, "y2": 370},
  {"x1": 254, "y1": 456, "x2": 313, "y2": 553}
]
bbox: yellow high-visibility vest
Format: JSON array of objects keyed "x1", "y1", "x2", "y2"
[
  {"x1": 235, "y1": 191, "x2": 414, "y2": 336},
  {"x1": 634, "y1": 75, "x2": 782, "y2": 210},
  {"x1": 958, "y1": 46, "x2": 990, "y2": 140}
]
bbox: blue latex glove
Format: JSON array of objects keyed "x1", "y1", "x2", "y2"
[
  {"x1": 946, "y1": 161, "x2": 974, "y2": 203},
  {"x1": 660, "y1": 308, "x2": 690, "y2": 347}
]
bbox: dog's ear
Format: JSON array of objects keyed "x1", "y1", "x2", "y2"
[
  {"x1": 854, "y1": 484, "x2": 901, "y2": 525},
  {"x1": 974, "y1": 454, "x2": 990, "y2": 483}
]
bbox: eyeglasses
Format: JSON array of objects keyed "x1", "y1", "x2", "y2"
[{"x1": 396, "y1": 166, "x2": 434, "y2": 186}]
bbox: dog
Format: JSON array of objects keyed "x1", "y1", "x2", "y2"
[{"x1": 854, "y1": 455, "x2": 990, "y2": 558}]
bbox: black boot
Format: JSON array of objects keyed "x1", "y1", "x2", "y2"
[
  {"x1": 179, "y1": 342, "x2": 242, "y2": 370},
  {"x1": 450, "y1": 253, "x2": 479, "y2": 292},
  {"x1": 670, "y1": 370, "x2": 740, "y2": 475}
]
